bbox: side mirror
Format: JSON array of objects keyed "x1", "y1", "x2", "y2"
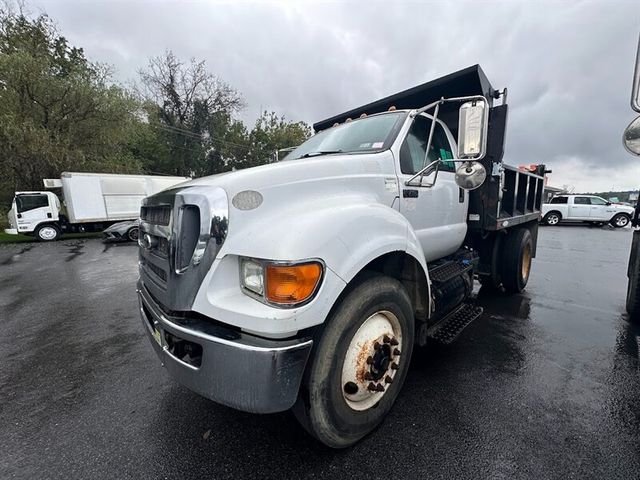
[
  {"x1": 623, "y1": 116, "x2": 640, "y2": 156},
  {"x1": 455, "y1": 161, "x2": 487, "y2": 190},
  {"x1": 457, "y1": 100, "x2": 489, "y2": 160},
  {"x1": 606, "y1": 201, "x2": 612, "y2": 206}
]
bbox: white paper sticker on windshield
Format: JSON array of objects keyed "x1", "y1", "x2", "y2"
[
  {"x1": 359, "y1": 142, "x2": 371, "y2": 148},
  {"x1": 372, "y1": 142, "x2": 384, "y2": 148}
]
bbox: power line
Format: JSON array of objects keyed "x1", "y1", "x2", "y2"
[{"x1": 150, "y1": 123, "x2": 253, "y2": 151}]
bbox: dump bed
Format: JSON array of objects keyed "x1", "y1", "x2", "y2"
[
  {"x1": 58, "y1": 172, "x2": 189, "y2": 223},
  {"x1": 314, "y1": 65, "x2": 544, "y2": 232}
]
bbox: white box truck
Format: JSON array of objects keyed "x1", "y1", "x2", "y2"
[{"x1": 4, "y1": 172, "x2": 189, "y2": 241}]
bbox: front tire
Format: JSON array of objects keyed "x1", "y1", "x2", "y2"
[
  {"x1": 293, "y1": 274, "x2": 414, "y2": 448},
  {"x1": 611, "y1": 213, "x2": 630, "y2": 228},
  {"x1": 36, "y1": 224, "x2": 60, "y2": 242},
  {"x1": 501, "y1": 228, "x2": 533, "y2": 294}
]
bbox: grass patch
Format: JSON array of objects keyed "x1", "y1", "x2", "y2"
[{"x1": 0, "y1": 231, "x2": 102, "y2": 244}]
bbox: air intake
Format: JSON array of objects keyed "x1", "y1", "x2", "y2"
[{"x1": 176, "y1": 205, "x2": 200, "y2": 271}]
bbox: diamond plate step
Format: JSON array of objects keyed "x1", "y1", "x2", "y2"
[
  {"x1": 427, "y1": 303, "x2": 483, "y2": 344},
  {"x1": 429, "y1": 261, "x2": 473, "y2": 284}
]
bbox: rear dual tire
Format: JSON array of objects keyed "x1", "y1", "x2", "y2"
[
  {"x1": 501, "y1": 228, "x2": 533, "y2": 294},
  {"x1": 293, "y1": 274, "x2": 414, "y2": 448}
]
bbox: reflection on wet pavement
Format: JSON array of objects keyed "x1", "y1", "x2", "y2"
[{"x1": 0, "y1": 226, "x2": 639, "y2": 479}]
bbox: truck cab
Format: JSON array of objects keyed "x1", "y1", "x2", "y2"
[
  {"x1": 542, "y1": 194, "x2": 634, "y2": 227},
  {"x1": 6, "y1": 191, "x2": 61, "y2": 240},
  {"x1": 136, "y1": 65, "x2": 545, "y2": 448}
]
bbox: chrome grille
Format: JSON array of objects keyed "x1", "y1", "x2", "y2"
[
  {"x1": 140, "y1": 205, "x2": 171, "y2": 226},
  {"x1": 138, "y1": 186, "x2": 228, "y2": 311}
]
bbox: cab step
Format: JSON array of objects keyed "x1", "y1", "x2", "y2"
[
  {"x1": 427, "y1": 303, "x2": 483, "y2": 344},
  {"x1": 429, "y1": 260, "x2": 473, "y2": 284}
]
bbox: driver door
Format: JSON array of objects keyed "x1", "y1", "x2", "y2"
[
  {"x1": 396, "y1": 115, "x2": 467, "y2": 262},
  {"x1": 15, "y1": 193, "x2": 55, "y2": 230}
]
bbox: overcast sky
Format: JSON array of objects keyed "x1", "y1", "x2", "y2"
[{"x1": 35, "y1": 0, "x2": 640, "y2": 192}]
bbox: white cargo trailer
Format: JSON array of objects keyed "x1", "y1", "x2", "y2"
[{"x1": 5, "y1": 172, "x2": 189, "y2": 241}]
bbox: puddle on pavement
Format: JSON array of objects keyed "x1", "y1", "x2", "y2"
[
  {"x1": 1, "y1": 245, "x2": 34, "y2": 265},
  {"x1": 64, "y1": 241, "x2": 85, "y2": 262}
]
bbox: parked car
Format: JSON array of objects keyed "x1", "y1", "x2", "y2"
[
  {"x1": 542, "y1": 195, "x2": 634, "y2": 227},
  {"x1": 103, "y1": 219, "x2": 140, "y2": 242}
]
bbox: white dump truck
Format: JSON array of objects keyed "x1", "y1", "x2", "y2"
[
  {"x1": 136, "y1": 65, "x2": 545, "y2": 447},
  {"x1": 4, "y1": 172, "x2": 189, "y2": 241}
]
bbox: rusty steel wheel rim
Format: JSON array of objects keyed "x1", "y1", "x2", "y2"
[
  {"x1": 341, "y1": 310, "x2": 403, "y2": 411},
  {"x1": 521, "y1": 243, "x2": 532, "y2": 280}
]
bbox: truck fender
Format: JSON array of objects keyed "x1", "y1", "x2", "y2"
[{"x1": 224, "y1": 200, "x2": 431, "y2": 316}]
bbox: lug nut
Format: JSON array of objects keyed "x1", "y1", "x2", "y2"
[
  {"x1": 391, "y1": 362, "x2": 399, "y2": 370},
  {"x1": 366, "y1": 356, "x2": 373, "y2": 365},
  {"x1": 374, "y1": 341, "x2": 381, "y2": 351},
  {"x1": 393, "y1": 349, "x2": 401, "y2": 356},
  {"x1": 390, "y1": 338, "x2": 399, "y2": 346},
  {"x1": 385, "y1": 375, "x2": 393, "y2": 384},
  {"x1": 364, "y1": 372, "x2": 373, "y2": 381},
  {"x1": 383, "y1": 335, "x2": 391, "y2": 344},
  {"x1": 367, "y1": 382, "x2": 377, "y2": 391},
  {"x1": 375, "y1": 384, "x2": 385, "y2": 392}
]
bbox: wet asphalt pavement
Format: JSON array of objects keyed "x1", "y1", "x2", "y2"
[{"x1": 1, "y1": 226, "x2": 639, "y2": 479}]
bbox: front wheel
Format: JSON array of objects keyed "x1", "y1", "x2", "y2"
[
  {"x1": 292, "y1": 274, "x2": 414, "y2": 448},
  {"x1": 36, "y1": 224, "x2": 60, "y2": 242},
  {"x1": 611, "y1": 214, "x2": 630, "y2": 228}
]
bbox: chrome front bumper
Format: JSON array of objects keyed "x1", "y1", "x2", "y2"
[{"x1": 137, "y1": 281, "x2": 313, "y2": 413}]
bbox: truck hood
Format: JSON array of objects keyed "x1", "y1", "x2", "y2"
[{"x1": 174, "y1": 151, "x2": 398, "y2": 201}]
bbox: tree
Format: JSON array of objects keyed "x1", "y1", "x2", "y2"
[
  {"x1": 0, "y1": 7, "x2": 142, "y2": 199},
  {"x1": 241, "y1": 111, "x2": 312, "y2": 168},
  {"x1": 137, "y1": 51, "x2": 245, "y2": 177}
]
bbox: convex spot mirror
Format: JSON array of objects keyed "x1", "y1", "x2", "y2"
[
  {"x1": 623, "y1": 116, "x2": 640, "y2": 156},
  {"x1": 457, "y1": 100, "x2": 489, "y2": 160},
  {"x1": 455, "y1": 161, "x2": 487, "y2": 190}
]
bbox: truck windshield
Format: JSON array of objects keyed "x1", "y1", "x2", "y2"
[{"x1": 287, "y1": 112, "x2": 407, "y2": 160}]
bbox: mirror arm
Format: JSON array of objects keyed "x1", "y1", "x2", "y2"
[{"x1": 405, "y1": 159, "x2": 441, "y2": 186}]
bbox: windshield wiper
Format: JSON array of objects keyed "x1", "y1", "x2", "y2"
[{"x1": 297, "y1": 150, "x2": 343, "y2": 159}]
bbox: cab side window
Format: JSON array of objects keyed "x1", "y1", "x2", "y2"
[
  {"x1": 16, "y1": 194, "x2": 49, "y2": 213},
  {"x1": 399, "y1": 116, "x2": 455, "y2": 175},
  {"x1": 574, "y1": 197, "x2": 590, "y2": 205},
  {"x1": 550, "y1": 196, "x2": 568, "y2": 204},
  {"x1": 589, "y1": 197, "x2": 608, "y2": 205}
]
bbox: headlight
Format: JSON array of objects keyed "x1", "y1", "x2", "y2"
[
  {"x1": 240, "y1": 258, "x2": 265, "y2": 295},
  {"x1": 240, "y1": 257, "x2": 324, "y2": 307}
]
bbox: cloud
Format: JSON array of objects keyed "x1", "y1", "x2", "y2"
[{"x1": 37, "y1": 0, "x2": 640, "y2": 191}]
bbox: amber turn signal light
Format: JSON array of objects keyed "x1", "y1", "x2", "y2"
[{"x1": 265, "y1": 262, "x2": 323, "y2": 305}]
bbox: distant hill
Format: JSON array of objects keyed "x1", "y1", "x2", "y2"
[{"x1": 576, "y1": 190, "x2": 639, "y2": 203}]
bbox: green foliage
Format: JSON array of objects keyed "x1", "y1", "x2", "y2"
[
  {"x1": 0, "y1": 8, "x2": 142, "y2": 208},
  {"x1": 137, "y1": 52, "x2": 312, "y2": 177},
  {"x1": 0, "y1": 6, "x2": 313, "y2": 213}
]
